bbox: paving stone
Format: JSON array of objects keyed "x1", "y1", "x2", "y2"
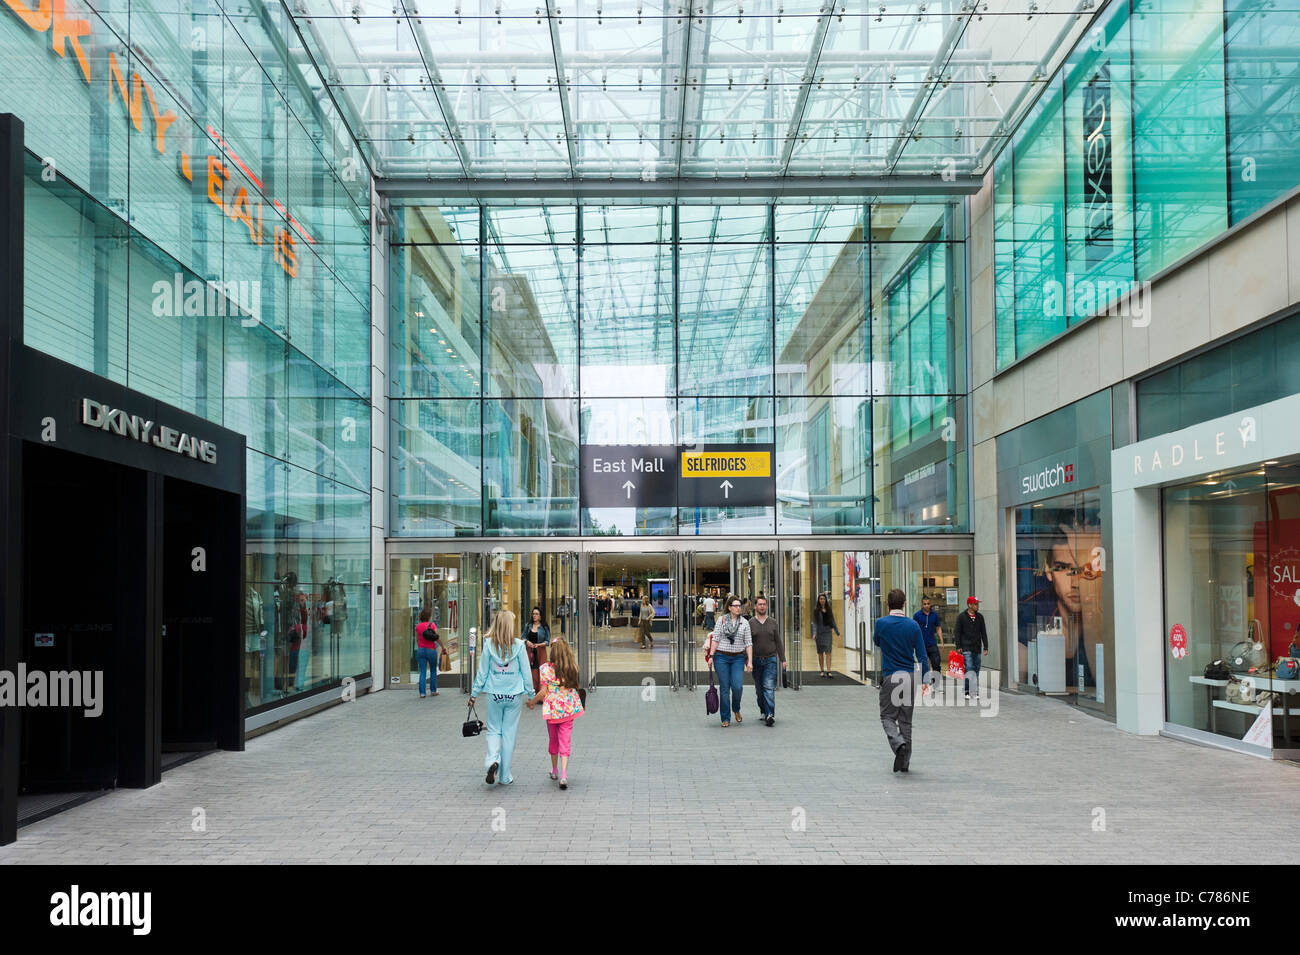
[{"x1": 2, "y1": 685, "x2": 1298, "y2": 863}]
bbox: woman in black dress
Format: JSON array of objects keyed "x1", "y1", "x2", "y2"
[{"x1": 812, "y1": 593, "x2": 840, "y2": 678}]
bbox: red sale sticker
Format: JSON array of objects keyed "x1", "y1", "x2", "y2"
[{"x1": 1170, "y1": 624, "x2": 1188, "y2": 659}]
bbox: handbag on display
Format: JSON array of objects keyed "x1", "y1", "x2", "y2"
[
  {"x1": 705, "y1": 667, "x2": 719, "y2": 716},
  {"x1": 461, "y1": 703, "x2": 484, "y2": 738},
  {"x1": 1226, "y1": 677, "x2": 1258, "y2": 705},
  {"x1": 1226, "y1": 639, "x2": 1266, "y2": 673},
  {"x1": 947, "y1": 649, "x2": 965, "y2": 679},
  {"x1": 1276, "y1": 657, "x2": 1300, "y2": 681},
  {"x1": 1203, "y1": 660, "x2": 1232, "y2": 680}
]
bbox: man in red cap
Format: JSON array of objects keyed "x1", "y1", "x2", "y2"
[{"x1": 953, "y1": 596, "x2": 989, "y2": 701}]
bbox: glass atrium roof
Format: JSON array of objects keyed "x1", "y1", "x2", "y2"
[{"x1": 287, "y1": 0, "x2": 1098, "y2": 183}]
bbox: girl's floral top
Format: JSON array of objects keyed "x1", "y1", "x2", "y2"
[{"x1": 539, "y1": 662, "x2": 584, "y2": 722}]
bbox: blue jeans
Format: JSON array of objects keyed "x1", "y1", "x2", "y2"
[
  {"x1": 963, "y1": 651, "x2": 982, "y2": 697},
  {"x1": 752, "y1": 655, "x2": 778, "y2": 717},
  {"x1": 484, "y1": 694, "x2": 524, "y2": 784},
  {"x1": 417, "y1": 645, "x2": 439, "y2": 696},
  {"x1": 713, "y1": 652, "x2": 745, "y2": 723}
]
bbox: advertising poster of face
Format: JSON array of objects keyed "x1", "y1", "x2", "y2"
[{"x1": 1015, "y1": 492, "x2": 1105, "y2": 697}]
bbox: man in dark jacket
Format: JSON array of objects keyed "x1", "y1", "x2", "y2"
[{"x1": 953, "y1": 595, "x2": 989, "y2": 701}]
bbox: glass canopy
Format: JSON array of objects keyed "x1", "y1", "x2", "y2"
[{"x1": 286, "y1": 0, "x2": 1097, "y2": 181}]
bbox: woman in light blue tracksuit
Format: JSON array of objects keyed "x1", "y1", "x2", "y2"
[{"x1": 469, "y1": 609, "x2": 533, "y2": 786}]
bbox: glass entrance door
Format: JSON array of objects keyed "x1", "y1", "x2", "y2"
[
  {"x1": 482, "y1": 550, "x2": 579, "y2": 692},
  {"x1": 584, "y1": 551, "x2": 679, "y2": 688},
  {"x1": 781, "y1": 548, "x2": 872, "y2": 685}
]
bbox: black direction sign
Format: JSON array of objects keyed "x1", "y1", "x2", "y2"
[
  {"x1": 677, "y1": 443, "x2": 776, "y2": 508},
  {"x1": 580, "y1": 444, "x2": 677, "y2": 508}
]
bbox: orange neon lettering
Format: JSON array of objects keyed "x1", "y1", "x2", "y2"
[
  {"x1": 107, "y1": 52, "x2": 142, "y2": 131},
  {"x1": 227, "y1": 186, "x2": 257, "y2": 243},
  {"x1": 207, "y1": 156, "x2": 227, "y2": 210},
  {"x1": 5, "y1": 0, "x2": 51, "y2": 31},
  {"x1": 142, "y1": 81, "x2": 176, "y2": 154},
  {"x1": 50, "y1": 0, "x2": 90, "y2": 84},
  {"x1": 180, "y1": 152, "x2": 192, "y2": 182}
]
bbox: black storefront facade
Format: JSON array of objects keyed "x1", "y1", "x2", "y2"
[{"x1": 0, "y1": 115, "x2": 246, "y2": 845}]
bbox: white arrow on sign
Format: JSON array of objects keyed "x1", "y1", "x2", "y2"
[
  {"x1": 622, "y1": 480, "x2": 636, "y2": 499},
  {"x1": 720, "y1": 479, "x2": 733, "y2": 499}
]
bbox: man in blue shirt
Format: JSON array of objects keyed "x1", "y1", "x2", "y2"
[
  {"x1": 874, "y1": 588, "x2": 930, "y2": 773},
  {"x1": 913, "y1": 597, "x2": 943, "y2": 682}
]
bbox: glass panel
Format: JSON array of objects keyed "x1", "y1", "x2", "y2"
[
  {"x1": 1131, "y1": 0, "x2": 1228, "y2": 275},
  {"x1": 872, "y1": 241, "x2": 958, "y2": 396},
  {"x1": 391, "y1": 238, "x2": 483, "y2": 399},
  {"x1": 1136, "y1": 313, "x2": 1300, "y2": 440},
  {"x1": 483, "y1": 244, "x2": 578, "y2": 398},
  {"x1": 580, "y1": 243, "x2": 674, "y2": 398},
  {"x1": 678, "y1": 244, "x2": 773, "y2": 397},
  {"x1": 873, "y1": 395, "x2": 968, "y2": 532},
  {"x1": 775, "y1": 243, "x2": 868, "y2": 397},
  {"x1": 391, "y1": 400, "x2": 483, "y2": 537},
  {"x1": 776, "y1": 396, "x2": 872, "y2": 534},
  {"x1": 993, "y1": 152, "x2": 1018, "y2": 370},
  {"x1": 23, "y1": 162, "x2": 129, "y2": 384},
  {"x1": 1012, "y1": 74, "x2": 1067, "y2": 360},
  {"x1": 483, "y1": 397, "x2": 579, "y2": 535},
  {"x1": 1225, "y1": 0, "x2": 1300, "y2": 222}
]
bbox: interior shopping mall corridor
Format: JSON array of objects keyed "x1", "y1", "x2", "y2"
[{"x1": 3, "y1": 685, "x2": 1298, "y2": 865}]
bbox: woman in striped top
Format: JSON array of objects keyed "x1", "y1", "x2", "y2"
[{"x1": 707, "y1": 596, "x2": 753, "y2": 727}]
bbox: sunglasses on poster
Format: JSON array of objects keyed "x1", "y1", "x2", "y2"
[{"x1": 1048, "y1": 560, "x2": 1104, "y2": 580}]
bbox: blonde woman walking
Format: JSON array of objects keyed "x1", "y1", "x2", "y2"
[{"x1": 469, "y1": 610, "x2": 532, "y2": 786}]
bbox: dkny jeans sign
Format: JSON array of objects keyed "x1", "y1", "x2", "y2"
[{"x1": 80, "y1": 399, "x2": 218, "y2": 465}]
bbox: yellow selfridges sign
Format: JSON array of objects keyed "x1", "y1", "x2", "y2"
[{"x1": 680, "y1": 450, "x2": 772, "y2": 478}]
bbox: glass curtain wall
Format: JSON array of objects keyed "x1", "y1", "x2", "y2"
[
  {"x1": 993, "y1": 0, "x2": 1300, "y2": 370},
  {"x1": 391, "y1": 201, "x2": 968, "y2": 536},
  {"x1": 6, "y1": 0, "x2": 373, "y2": 711}
]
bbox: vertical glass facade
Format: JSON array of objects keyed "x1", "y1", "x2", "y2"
[
  {"x1": 993, "y1": 0, "x2": 1300, "y2": 370},
  {"x1": 5, "y1": 0, "x2": 373, "y2": 709},
  {"x1": 390, "y1": 201, "x2": 968, "y2": 537}
]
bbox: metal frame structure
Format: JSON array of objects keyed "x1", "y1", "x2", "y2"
[{"x1": 284, "y1": 0, "x2": 1103, "y2": 184}]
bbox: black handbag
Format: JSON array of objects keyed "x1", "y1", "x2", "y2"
[
  {"x1": 705, "y1": 666, "x2": 719, "y2": 715},
  {"x1": 461, "y1": 703, "x2": 484, "y2": 737},
  {"x1": 1203, "y1": 660, "x2": 1231, "y2": 681},
  {"x1": 781, "y1": 669, "x2": 791, "y2": 689}
]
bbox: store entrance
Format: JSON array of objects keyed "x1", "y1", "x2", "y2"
[{"x1": 386, "y1": 542, "x2": 973, "y2": 696}]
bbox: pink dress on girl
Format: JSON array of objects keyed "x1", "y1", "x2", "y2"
[{"x1": 539, "y1": 662, "x2": 583, "y2": 757}]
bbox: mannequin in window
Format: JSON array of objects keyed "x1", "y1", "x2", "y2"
[{"x1": 245, "y1": 584, "x2": 266, "y2": 705}]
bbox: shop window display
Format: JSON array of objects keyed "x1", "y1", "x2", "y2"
[
  {"x1": 1163, "y1": 464, "x2": 1300, "y2": 749},
  {"x1": 1014, "y1": 491, "x2": 1105, "y2": 703}
]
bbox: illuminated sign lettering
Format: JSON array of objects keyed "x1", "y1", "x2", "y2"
[{"x1": 5, "y1": 0, "x2": 313, "y2": 278}]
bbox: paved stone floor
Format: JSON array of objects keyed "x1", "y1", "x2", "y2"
[{"x1": 4, "y1": 682, "x2": 1299, "y2": 864}]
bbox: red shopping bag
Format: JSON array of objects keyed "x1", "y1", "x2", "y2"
[{"x1": 947, "y1": 650, "x2": 965, "y2": 679}]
